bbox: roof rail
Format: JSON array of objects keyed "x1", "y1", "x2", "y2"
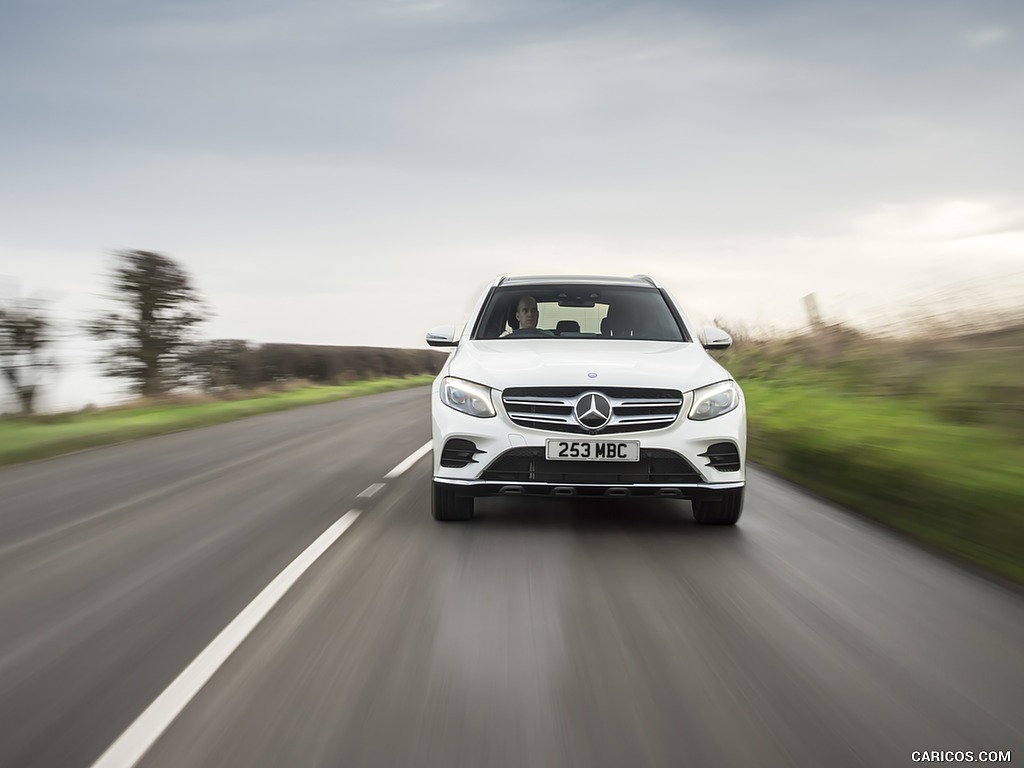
[
  {"x1": 632, "y1": 274, "x2": 657, "y2": 286},
  {"x1": 495, "y1": 274, "x2": 508, "y2": 286}
]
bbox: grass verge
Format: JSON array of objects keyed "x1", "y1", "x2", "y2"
[
  {"x1": 742, "y1": 378, "x2": 1024, "y2": 585},
  {"x1": 0, "y1": 376, "x2": 434, "y2": 467}
]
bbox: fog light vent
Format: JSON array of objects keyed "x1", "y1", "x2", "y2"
[
  {"x1": 699, "y1": 442, "x2": 741, "y2": 472},
  {"x1": 441, "y1": 439, "x2": 484, "y2": 468}
]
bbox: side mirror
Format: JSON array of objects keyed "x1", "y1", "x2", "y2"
[
  {"x1": 701, "y1": 327, "x2": 732, "y2": 350},
  {"x1": 426, "y1": 324, "x2": 459, "y2": 347}
]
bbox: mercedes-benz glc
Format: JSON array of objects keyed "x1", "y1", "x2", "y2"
[{"x1": 426, "y1": 275, "x2": 746, "y2": 524}]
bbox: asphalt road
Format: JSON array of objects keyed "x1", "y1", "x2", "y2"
[{"x1": 1, "y1": 386, "x2": 1021, "y2": 768}]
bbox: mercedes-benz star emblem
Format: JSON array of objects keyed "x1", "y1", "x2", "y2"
[{"x1": 574, "y1": 392, "x2": 613, "y2": 431}]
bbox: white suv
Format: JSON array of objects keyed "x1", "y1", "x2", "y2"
[{"x1": 426, "y1": 275, "x2": 746, "y2": 524}]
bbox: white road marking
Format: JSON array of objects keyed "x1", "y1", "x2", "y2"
[
  {"x1": 384, "y1": 441, "x2": 432, "y2": 479},
  {"x1": 89, "y1": 510, "x2": 362, "y2": 768},
  {"x1": 357, "y1": 482, "x2": 386, "y2": 499}
]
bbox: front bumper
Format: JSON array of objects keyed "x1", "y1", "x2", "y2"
[{"x1": 431, "y1": 380, "x2": 746, "y2": 499}]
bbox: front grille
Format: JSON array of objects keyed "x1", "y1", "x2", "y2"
[
  {"x1": 480, "y1": 448, "x2": 702, "y2": 483},
  {"x1": 441, "y1": 438, "x2": 484, "y2": 468},
  {"x1": 699, "y1": 442, "x2": 741, "y2": 472},
  {"x1": 502, "y1": 387, "x2": 683, "y2": 434}
]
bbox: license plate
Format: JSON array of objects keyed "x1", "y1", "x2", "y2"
[{"x1": 545, "y1": 439, "x2": 640, "y2": 462}]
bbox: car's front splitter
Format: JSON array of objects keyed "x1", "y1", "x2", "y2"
[{"x1": 433, "y1": 478, "x2": 744, "y2": 500}]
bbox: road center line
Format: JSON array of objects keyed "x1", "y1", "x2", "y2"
[
  {"x1": 89, "y1": 510, "x2": 362, "y2": 768},
  {"x1": 384, "y1": 441, "x2": 432, "y2": 479},
  {"x1": 357, "y1": 482, "x2": 386, "y2": 499}
]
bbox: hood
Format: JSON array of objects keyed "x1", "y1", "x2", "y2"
[{"x1": 446, "y1": 339, "x2": 731, "y2": 392}]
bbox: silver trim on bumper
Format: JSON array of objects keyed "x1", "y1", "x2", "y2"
[{"x1": 435, "y1": 479, "x2": 745, "y2": 490}]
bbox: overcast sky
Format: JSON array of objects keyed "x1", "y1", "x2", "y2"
[{"x1": 1, "y1": 0, "x2": 1022, "y2": 409}]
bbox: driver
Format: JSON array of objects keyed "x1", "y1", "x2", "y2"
[
  {"x1": 506, "y1": 295, "x2": 553, "y2": 336},
  {"x1": 516, "y1": 295, "x2": 540, "y2": 330}
]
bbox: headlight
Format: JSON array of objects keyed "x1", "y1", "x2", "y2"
[
  {"x1": 440, "y1": 377, "x2": 496, "y2": 418},
  {"x1": 688, "y1": 380, "x2": 740, "y2": 421}
]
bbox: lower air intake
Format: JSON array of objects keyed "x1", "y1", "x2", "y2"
[
  {"x1": 441, "y1": 439, "x2": 483, "y2": 468},
  {"x1": 480, "y1": 447, "x2": 702, "y2": 483},
  {"x1": 699, "y1": 442, "x2": 741, "y2": 472}
]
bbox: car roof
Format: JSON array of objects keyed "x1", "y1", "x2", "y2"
[{"x1": 496, "y1": 274, "x2": 661, "y2": 288}]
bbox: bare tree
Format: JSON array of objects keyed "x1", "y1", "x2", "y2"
[
  {"x1": 89, "y1": 251, "x2": 209, "y2": 397},
  {"x1": 0, "y1": 298, "x2": 56, "y2": 415}
]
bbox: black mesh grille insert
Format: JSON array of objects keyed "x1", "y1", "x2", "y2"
[
  {"x1": 698, "y1": 442, "x2": 741, "y2": 472},
  {"x1": 480, "y1": 448, "x2": 702, "y2": 483}
]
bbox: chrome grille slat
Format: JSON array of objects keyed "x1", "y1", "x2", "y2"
[
  {"x1": 503, "y1": 397, "x2": 575, "y2": 406},
  {"x1": 502, "y1": 386, "x2": 684, "y2": 434},
  {"x1": 616, "y1": 415, "x2": 676, "y2": 423},
  {"x1": 507, "y1": 414, "x2": 574, "y2": 424},
  {"x1": 614, "y1": 400, "x2": 683, "y2": 408}
]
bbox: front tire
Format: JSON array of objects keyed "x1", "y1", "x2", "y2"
[
  {"x1": 432, "y1": 481, "x2": 474, "y2": 522},
  {"x1": 691, "y1": 488, "x2": 744, "y2": 526}
]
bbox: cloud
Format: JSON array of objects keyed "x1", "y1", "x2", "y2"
[
  {"x1": 2, "y1": 0, "x2": 1024, "y2": 407},
  {"x1": 964, "y1": 27, "x2": 1010, "y2": 49},
  {"x1": 851, "y1": 199, "x2": 1024, "y2": 243}
]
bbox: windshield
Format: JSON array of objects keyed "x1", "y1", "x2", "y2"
[{"x1": 472, "y1": 285, "x2": 688, "y2": 341}]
